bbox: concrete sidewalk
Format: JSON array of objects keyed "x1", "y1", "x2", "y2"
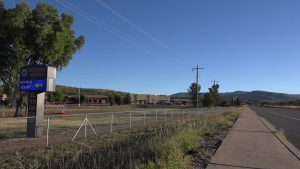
[{"x1": 207, "y1": 107, "x2": 300, "y2": 169}]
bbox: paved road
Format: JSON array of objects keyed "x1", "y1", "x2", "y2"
[{"x1": 249, "y1": 106, "x2": 300, "y2": 150}]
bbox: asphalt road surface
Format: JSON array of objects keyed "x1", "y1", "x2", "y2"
[{"x1": 249, "y1": 106, "x2": 300, "y2": 150}]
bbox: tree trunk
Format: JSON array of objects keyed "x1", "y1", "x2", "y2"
[
  {"x1": 8, "y1": 86, "x2": 16, "y2": 108},
  {"x1": 14, "y1": 96, "x2": 23, "y2": 117}
]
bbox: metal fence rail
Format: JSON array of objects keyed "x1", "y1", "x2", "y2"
[{"x1": 0, "y1": 107, "x2": 234, "y2": 149}]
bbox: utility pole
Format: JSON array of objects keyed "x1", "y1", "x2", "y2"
[
  {"x1": 192, "y1": 65, "x2": 204, "y2": 113},
  {"x1": 78, "y1": 87, "x2": 81, "y2": 107},
  {"x1": 211, "y1": 80, "x2": 219, "y2": 86}
]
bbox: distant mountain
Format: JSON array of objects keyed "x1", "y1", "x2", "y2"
[
  {"x1": 170, "y1": 92, "x2": 189, "y2": 98},
  {"x1": 171, "y1": 91, "x2": 300, "y2": 103}
]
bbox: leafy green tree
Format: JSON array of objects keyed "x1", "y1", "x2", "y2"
[
  {"x1": 114, "y1": 93, "x2": 123, "y2": 105},
  {"x1": 47, "y1": 90, "x2": 64, "y2": 103},
  {"x1": 47, "y1": 92, "x2": 55, "y2": 102},
  {"x1": 219, "y1": 100, "x2": 228, "y2": 107},
  {"x1": 188, "y1": 82, "x2": 201, "y2": 107},
  {"x1": 236, "y1": 97, "x2": 241, "y2": 106},
  {"x1": 231, "y1": 98, "x2": 235, "y2": 106},
  {"x1": 123, "y1": 93, "x2": 131, "y2": 104},
  {"x1": 209, "y1": 83, "x2": 220, "y2": 106},
  {"x1": 54, "y1": 90, "x2": 64, "y2": 103},
  {"x1": 0, "y1": 1, "x2": 85, "y2": 116},
  {"x1": 80, "y1": 94, "x2": 87, "y2": 103},
  {"x1": 108, "y1": 94, "x2": 115, "y2": 105},
  {"x1": 203, "y1": 93, "x2": 213, "y2": 107}
]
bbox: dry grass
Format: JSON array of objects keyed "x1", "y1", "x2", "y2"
[
  {"x1": 0, "y1": 105, "x2": 175, "y2": 116},
  {"x1": 263, "y1": 105, "x2": 300, "y2": 109},
  {"x1": 0, "y1": 110, "x2": 187, "y2": 141},
  {"x1": 0, "y1": 110, "x2": 240, "y2": 169}
]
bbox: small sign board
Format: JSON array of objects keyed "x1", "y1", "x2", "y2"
[
  {"x1": 19, "y1": 65, "x2": 56, "y2": 138},
  {"x1": 20, "y1": 65, "x2": 56, "y2": 92},
  {"x1": 20, "y1": 80, "x2": 47, "y2": 91}
]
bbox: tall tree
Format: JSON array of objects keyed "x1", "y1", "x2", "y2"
[
  {"x1": 114, "y1": 93, "x2": 123, "y2": 105},
  {"x1": 0, "y1": 1, "x2": 85, "y2": 116},
  {"x1": 123, "y1": 93, "x2": 131, "y2": 104},
  {"x1": 54, "y1": 90, "x2": 64, "y2": 103},
  {"x1": 208, "y1": 83, "x2": 220, "y2": 106},
  {"x1": 108, "y1": 94, "x2": 115, "y2": 105},
  {"x1": 188, "y1": 82, "x2": 201, "y2": 107},
  {"x1": 202, "y1": 93, "x2": 213, "y2": 107},
  {"x1": 236, "y1": 97, "x2": 241, "y2": 106}
]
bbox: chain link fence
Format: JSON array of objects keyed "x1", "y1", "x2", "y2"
[{"x1": 0, "y1": 107, "x2": 234, "y2": 151}]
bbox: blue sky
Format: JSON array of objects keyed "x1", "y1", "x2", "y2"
[{"x1": 4, "y1": 0, "x2": 300, "y2": 95}]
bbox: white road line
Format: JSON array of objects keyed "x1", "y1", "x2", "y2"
[{"x1": 262, "y1": 109, "x2": 300, "y2": 121}]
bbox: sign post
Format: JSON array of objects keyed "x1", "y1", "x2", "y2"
[{"x1": 20, "y1": 65, "x2": 56, "y2": 137}]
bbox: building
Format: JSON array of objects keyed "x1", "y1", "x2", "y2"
[
  {"x1": 0, "y1": 94, "x2": 7, "y2": 101},
  {"x1": 130, "y1": 94, "x2": 171, "y2": 105},
  {"x1": 86, "y1": 95, "x2": 109, "y2": 105},
  {"x1": 0, "y1": 94, "x2": 8, "y2": 106},
  {"x1": 65, "y1": 94, "x2": 109, "y2": 105},
  {"x1": 156, "y1": 95, "x2": 171, "y2": 105},
  {"x1": 170, "y1": 98, "x2": 192, "y2": 106}
]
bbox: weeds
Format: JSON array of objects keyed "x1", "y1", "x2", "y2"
[{"x1": 0, "y1": 111, "x2": 239, "y2": 169}]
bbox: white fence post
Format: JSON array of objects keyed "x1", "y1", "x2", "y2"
[
  {"x1": 164, "y1": 111, "x2": 166, "y2": 122},
  {"x1": 130, "y1": 112, "x2": 132, "y2": 129},
  {"x1": 111, "y1": 113, "x2": 113, "y2": 133},
  {"x1": 144, "y1": 112, "x2": 146, "y2": 126},
  {"x1": 46, "y1": 117, "x2": 49, "y2": 146},
  {"x1": 156, "y1": 110, "x2": 158, "y2": 123},
  {"x1": 84, "y1": 114, "x2": 87, "y2": 138}
]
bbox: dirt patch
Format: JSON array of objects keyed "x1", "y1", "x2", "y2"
[{"x1": 188, "y1": 128, "x2": 230, "y2": 169}]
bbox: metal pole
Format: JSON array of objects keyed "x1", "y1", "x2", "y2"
[
  {"x1": 165, "y1": 111, "x2": 167, "y2": 122},
  {"x1": 79, "y1": 87, "x2": 81, "y2": 107},
  {"x1": 72, "y1": 117, "x2": 87, "y2": 141},
  {"x1": 196, "y1": 65, "x2": 199, "y2": 114},
  {"x1": 84, "y1": 114, "x2": 87, "y2": 138},
  {"x1": 86, "y1": 119, "x2": 97, "y2": 137},
  {"x1": 156, "y1": 110, "x2": 157, "y2": 123},
  {"x1": 144, "y1": 112, "x2": 146, "y2": 126},
  {"x1": 46, "y1": 117, "x2": 49, "y2": 146},
  {"x1": 130, "y1": 112, "x2": 132, "y2": 129},
  {"x1": 111, "y1": 113, "x2": 113, "y2": 132}
]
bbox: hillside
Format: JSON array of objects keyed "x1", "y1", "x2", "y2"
[
  {"x1": 171, "y1": 91, "x2": 300, "y2": 103},
  {"x1": 55, "y1": 85, "x2": 128, "y2": 96}
]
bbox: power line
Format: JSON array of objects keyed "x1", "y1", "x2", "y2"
[
  {"x1": 35, "y1": 0, "x2": 194, "y2": 93},
  {"x1": 94, "y1": 0, "x2": 192, "y2": 66},
  {"x1": 55, "y1": 0, "x2": 180, "y2": 66}
]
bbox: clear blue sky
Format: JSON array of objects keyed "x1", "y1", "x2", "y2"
[{"x1": 4, "y1": 0, "x2": 300, "y2": 95}]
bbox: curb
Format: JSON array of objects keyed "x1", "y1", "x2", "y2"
[{"x1": 254, "y1": 111, "x2": 300, "y2": 161}]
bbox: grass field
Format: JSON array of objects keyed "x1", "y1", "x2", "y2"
[
  {"x1": 0, "y1": 105, "x2": 175, "y2": 117},
  {"x1": 263, "y1": 105, "x2": 300, "y2": 109},
  {"x1": 0, "y1": 108, "x2": 190, "y2": 142},
  {"x1": 0, "y1": 108, "x2": 241, "y2": 169}
]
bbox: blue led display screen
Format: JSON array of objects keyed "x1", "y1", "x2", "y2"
[{"x1": 20, "y1": 79, "x2": 47, "y2": 91}]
